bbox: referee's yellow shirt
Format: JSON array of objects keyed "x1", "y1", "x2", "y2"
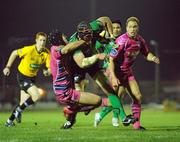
[{"x1": 17, "y1": 45, "x2": 50, "y2": 77}]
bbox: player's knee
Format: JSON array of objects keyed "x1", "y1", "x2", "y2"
[
  {"x1": 96, "y1": 97, "x2": 102, "y2": 107},
  {"x1": 31, "y1": 94, "x2": 39, "y2": 102},
  {"x1": 135, "y1": 93, "x2": 142, "y2": 102}
]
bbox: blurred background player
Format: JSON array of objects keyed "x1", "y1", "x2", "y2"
[
  {"x1": 112, "y1": 20, "x2": 122, "y2": 38},
  {"x1": 3, "y1": 32, "x2": 51, "y2": 127},
  {"x1": 49, "y1": 29, "x2": 103, "y2": 129}
]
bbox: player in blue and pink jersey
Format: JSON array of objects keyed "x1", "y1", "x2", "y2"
[
  {"x1": 109, "y1": 17, "x2": 160, "y2": 130},
  {"x1": 49, "y1": 30, "x2": 104, "y2": 129}
]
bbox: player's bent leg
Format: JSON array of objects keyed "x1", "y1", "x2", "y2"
[
  {"x1": 79, "y1": 92, "x2": 102, "y2": 116},
  {"x1": 27, "y1": 85, "x2": 41, "y2": 102},
  {"x1": 61, "y1": 90, "x2": 102, "y2": 129},
  {"x1": 14, "y1": 85, "x2": 37, "y2": 123},
  {"x1": 14, "y1": 91, "x2": 30, "y2": 123},
  {"x1": 19, "y1": 90, "x2": 30, "y2": 105},
  {"x1": 79, "y1": 92, "x2": 102, "y2": 106},
  {"x1": 94, "y1": 73, "x2": 124, "y2": 118}
]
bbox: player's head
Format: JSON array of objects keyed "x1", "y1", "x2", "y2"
[
  {"x1": 35, "y1": 32, "x2": 47, "y2": 48},
  {"x1": 112, "y1": 20, "x2": 122, "y2": 38},
  {"x1": 126, "y1": 17, "x2": 140, "y2": 38},
  {"x1": 48, "y1": 29, "x2": 67, "y2": 46},
  {"x1": 77, "y1": 21, "x2": 93, "y2": 41}
]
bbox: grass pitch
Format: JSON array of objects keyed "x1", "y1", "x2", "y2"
[{"x1": 0, "y1": 107, "x2": 180, "y2": 142}]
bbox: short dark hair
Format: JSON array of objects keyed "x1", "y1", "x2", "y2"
[
  {"x1": 48, "y1": 29, "x2": 65, "y2": 46},
  {"x1": 77, "y1": 21, "x2": 93, "y2": 40},
  {"x1": 112, "y1": 20, "x2": 122, "y2": 27},
  {"x1": 77, "y1": 21, "x2": 91, "y2": 33}
]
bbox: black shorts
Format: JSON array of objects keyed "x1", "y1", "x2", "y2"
[
  {"x1": 17, "y1": 71, "x2": 36, "y2": 92},
  {"x1": 73, "y1": 62, "x2": 101, "y2": 83}
]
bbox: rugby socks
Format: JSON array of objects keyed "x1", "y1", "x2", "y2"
[
  {"x1": 99, "y1": 106, "x2": 113, "y2": 119},
  {"x1": 108, "y1": 95, "x2": 126, "y2": 121},
  {"x1": 18, "y1": 97, "x2": 35, "y2": 111},
  {"x1": 7, "y1": 98, "x2": 35, "y2": 122},
  {"x1": 131, "y1": 101, "x2": 141, "y2": 129},
  {"x1": 8, "y1": 107, "x2": 17, "y2": 121}
]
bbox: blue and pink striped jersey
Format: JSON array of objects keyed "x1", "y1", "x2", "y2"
[{"x1": 50, "y1": 46, "x2": 72, "y2": 95}]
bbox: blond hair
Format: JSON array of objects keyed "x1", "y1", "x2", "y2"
[{"x1": 126, "y1": 17, "x2": 140, "y2": 26}]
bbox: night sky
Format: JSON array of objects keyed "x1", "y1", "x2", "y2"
[{"x1": 0, "y1": 0, "x2": 180, "y2": 84}]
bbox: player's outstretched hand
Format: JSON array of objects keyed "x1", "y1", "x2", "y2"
[{"x1": 152, "y1": 56, "x2": 160, "y2": 64}]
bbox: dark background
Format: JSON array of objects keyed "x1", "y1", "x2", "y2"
[{"x1": 0, "y1": 0, "x2": 180, "y2": 84}]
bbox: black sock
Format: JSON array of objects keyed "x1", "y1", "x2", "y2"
[
  {"x1": 9, "y1": 106, "x2": 18, "y2": 121},
  {"x1": 19, "y1": 97, "x2": 35, "y2": 111}
]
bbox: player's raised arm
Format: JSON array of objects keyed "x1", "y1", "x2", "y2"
[{"x1": 97, "y1": 16, "x2": 114, "y2": 39}]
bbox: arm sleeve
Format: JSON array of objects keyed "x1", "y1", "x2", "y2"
[
  {"x1": 69, "y1": 32, "x2": 78, "y2": 42},
  {"x1": 17, "y1": 46, "x2": 30, "y2": 58},
  {"x1": 51, "y1": 46, "x2": 62, "y2": 61},
  {"x1": 109, "y1": 36, "x2": 125, "y2": 59},
  {"x1": 139, "y1": 36, "x2": 149, "y2": 57},
  {"x1": 89, "y1": 20, "x2": 103, "y2": 33}
]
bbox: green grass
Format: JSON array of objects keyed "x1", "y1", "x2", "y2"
[{"x1": 0, "y1": 107, "x2": 180, "y2": 142}]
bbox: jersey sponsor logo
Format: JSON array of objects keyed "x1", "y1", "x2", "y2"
[
  {"x1": 127, "y1": 51, "x2": 140, "y2": 59},
  {"x1": 30, "y1": 64, "x2": 41, "y2": 69},
  {"x1": 110, "y1": 48, "x2": 118, "y2": 57}
]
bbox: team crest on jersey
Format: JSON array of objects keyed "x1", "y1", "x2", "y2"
[{"x1": 110, "y1": 48, "x2": 118, "y2": 57}]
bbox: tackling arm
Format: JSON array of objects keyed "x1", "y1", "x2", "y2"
[
  {"x1": 61, "y1": 40, "x2": 86, "y2": 54},
  {"x1": 73, "y1": 50, "x2": 107, "y2": 68},
  {"x1": 73, "y1": 50, "x2": 98, "y2": 68}
]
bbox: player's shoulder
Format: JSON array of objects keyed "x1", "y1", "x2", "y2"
[
  {"x1": 23, "y1": 44, "x2": 34, "y2": 49},
  {"x1": 19, "y1": 44, "x2": 34, "y2": 52},
  {"x1": 137, "y1": 34, "x2": 146, "y2": 43},
  {"x1": 115, "y1": 33, "x2": 129, "y2": 45}
]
